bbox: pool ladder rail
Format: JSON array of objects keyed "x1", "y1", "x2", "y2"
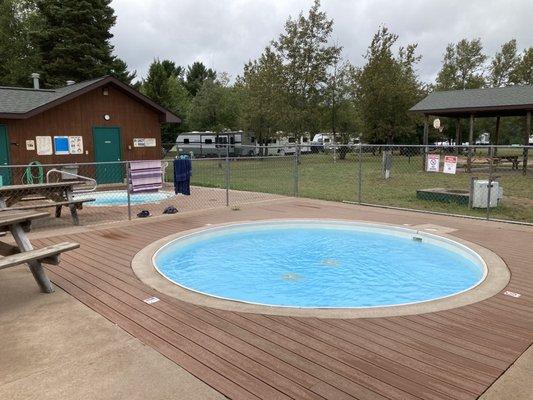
[{"x1": 46, "y1": 169, "x2": 98, "y2": 194}]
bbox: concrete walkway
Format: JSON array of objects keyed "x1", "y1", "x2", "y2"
[
  {"x1": 0, "y1": 267, "x2": 224, "y2": 400},
  {"x1": 480, "y1": 344, "x2": 533, "y2": 400}
]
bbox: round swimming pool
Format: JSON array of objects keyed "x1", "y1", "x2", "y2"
[
  {"x1": 74, "y1": 190, "x2": 175, "y2": 206},
  {"x1": 153, "y1": 220, "x2": 486, "y2": 308}
]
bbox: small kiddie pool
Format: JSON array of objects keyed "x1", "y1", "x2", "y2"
[
  {"x1": 151, "y1": 220, "x2": 491, "y2": 310},
  {"x1": 74, "y1": 190, "x2": 175, "y2": 206}
]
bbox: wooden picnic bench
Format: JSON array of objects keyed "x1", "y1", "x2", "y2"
[
  {"x1": 0, "y1": 181, "x2": 95, "y2": 225},
  {"x1": 0, "y1": 210, "x2": 79, "y2": 293},
  {"x1": 491, "y1": 155, "x2": 520, "y2": 170}
]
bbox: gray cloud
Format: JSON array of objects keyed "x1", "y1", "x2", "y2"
[{"x1": 110, "y1": 0, "x2": 533, "y2": 83}]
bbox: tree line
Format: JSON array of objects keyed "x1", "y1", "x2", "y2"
[{"x1": 1, "y1": 0, "x2": 531, "y2": 146}]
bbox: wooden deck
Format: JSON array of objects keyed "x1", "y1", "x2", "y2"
[{"x1": 36, "y1": 199, "x2": 533, "y2": 400}]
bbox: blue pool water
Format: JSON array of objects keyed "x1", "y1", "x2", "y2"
[
  {"x1": 153, "y1": 221, "x2": 485, "y2": 308},
  {"x1": 74, "y1": 190, "x2": 175, "y2": 206}
]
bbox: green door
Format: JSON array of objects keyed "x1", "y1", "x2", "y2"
[
  {"x1": 0, "y1": 125, "x2": 11, "y2": 186},
  {"x1": 92, "y1": 127, "x2": 123, "y2": 184}
]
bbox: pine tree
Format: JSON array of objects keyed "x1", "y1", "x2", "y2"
[
  {"x1": 0, "y1": 0, "x2": 41, "y2": 86},
  {"x1": 35, "y1": 0, "x2": 117, "y2": 87},
  {"x1": 141, "y1": 59, "x2": 190, "y2": 146},
  {"x1": 185, "y1": 62, "x2": 216, "y2": 96}
]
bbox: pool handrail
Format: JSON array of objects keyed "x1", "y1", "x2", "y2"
[{"x1": 46, "y1": 169, "x2": 98, "y2": 193}]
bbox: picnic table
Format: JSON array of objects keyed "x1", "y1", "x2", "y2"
[
  {"x1": 0, "y1": 181, "x2": 94, "y2": 225},
  {"x1": 492, "y1": 155, "x2": 520, "y2": 170},
  {"x1": 0, "y1": 210, "x2": 79, "y2": 293}
]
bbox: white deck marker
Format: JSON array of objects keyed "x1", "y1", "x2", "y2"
[
  {"x1": 503, "y1": 291, "x2": 521, "y2": 298},
  {"x1": 143, "y1": 296, "x2": 160, "y2": 304}
]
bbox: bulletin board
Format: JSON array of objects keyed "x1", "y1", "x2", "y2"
[{"x1": 36, "y1": 136, "x2": 53, "y2": 155}]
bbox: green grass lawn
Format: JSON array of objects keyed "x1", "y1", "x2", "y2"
[{"x1": 168, "y1": 152, "x2": 533, "y2": 223}]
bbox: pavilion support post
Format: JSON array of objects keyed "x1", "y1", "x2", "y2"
[
  {"x1": 423, "y1": 114, "x2": 429, "y2": 171},
  {"x1": 524, "y1": 111, "x2": 531, "y2": 176},
  {"x1": 455, "y1": 118, "x2": 461, "y2": 155},
  {"x1": 494, "y1": 116, "x2": 501, "y2": 157},
  {"x1": 467, "y1": 115, "x2": 474, "y2": 173}
]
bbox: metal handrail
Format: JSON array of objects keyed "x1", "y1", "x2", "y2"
[{"x1": 46, "y1": 169, "x2": 98, "y2": 193}]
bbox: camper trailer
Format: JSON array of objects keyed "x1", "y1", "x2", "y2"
[
  {"x1": 260, "y1": 136, "x2": 312, "y2": 155},
  {"x1": 176, "y1": 131, "x2": 257, "y2": 157}
]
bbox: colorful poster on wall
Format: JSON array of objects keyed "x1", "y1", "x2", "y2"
[
  {"x1": 36, "y1": 136, "x2": 53, "y2": 155},
  {"x1": 26, "y1": 140, "x2": 35, "y2": 151},
  {"x1": 426, "y1": 154, "x2": 440, "y2": 172},
  {"x1": 443, "y1": 155, "x2": 458, "y2": 174},
  {"x1": 68, "y1": 136, "x2": 83, "y2": 154},
  {"x1": 54, "y1": 136, "x2": 69, "y2": 155}
]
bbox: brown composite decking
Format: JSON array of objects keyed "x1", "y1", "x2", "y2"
[{"x1": 36, "y1": 199, "x2": 533, "y2": 400}]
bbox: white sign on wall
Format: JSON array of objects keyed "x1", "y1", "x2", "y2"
[
  {"x1": 133, "y1": 138, "x2": 156, "y2": 148},
  {"x1": 68, "y1": 136, "x2": 84, "y2": 154},
  {"x1": 133, "y1": 138, "x2": 145, "y2": 147},
  {"x1": 26, "y1": 140, "x2": 35, "y2": 151},
  {"x1": 426, "y1": 154, "x2": 440, "y2": 172},
  {"x1": 36, "y1": 136, "x2": 53, "y2": 155},
  {"x1": 144, "y1": 138, "x2": 156, "y2": 147},
  {"x1": 443, "y1": 156, "x2": 458, "y2": 174}
]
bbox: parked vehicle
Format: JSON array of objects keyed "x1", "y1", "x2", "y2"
[{"x1": 176, "y1": 131, "x2": 257, "y2": 157}]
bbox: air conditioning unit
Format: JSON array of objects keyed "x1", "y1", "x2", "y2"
[{"x1": 472, "y1": 180, "x2": 502, "y2": 208}]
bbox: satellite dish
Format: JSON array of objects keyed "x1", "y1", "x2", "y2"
[{"x1": 433, "y1": 119, "x2": 441, "y2": 129}]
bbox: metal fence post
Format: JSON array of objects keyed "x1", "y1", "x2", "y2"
[
  {"x1": 358, "y1": 143, "x2": 362, "y2": 204},
  {"x1": 126, "y1": 161, "x2": 132, "y2": 220},
  {"x1": 486, "y1": 146, "x2": 494, "y2": 220},
  {"x1": 225, "y1": 145, "x2": 230, "y2": 207},
  {"x1": 293, "y1": 145, "x2": 299, "y2": 197}
]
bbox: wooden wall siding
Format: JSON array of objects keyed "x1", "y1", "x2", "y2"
[{"x1": 0, "y1": 85, "x2": 162, "y2": 167}]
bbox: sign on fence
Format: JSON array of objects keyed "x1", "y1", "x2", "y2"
[
  {"x1": 426, "y1": 154, "x2": 440, "y2": 172},
  {"x1": 443, "y1": 156, "x2": 458, "y2": 174}
]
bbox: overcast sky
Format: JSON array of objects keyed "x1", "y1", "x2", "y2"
[{"x1": 110, "y1": 0, "x2": 533, "y2": 84}]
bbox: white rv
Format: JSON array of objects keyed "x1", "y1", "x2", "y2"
[
  {"x1": 259, "y1": 136, "x2": 312, "y2": 156},
  {"x1": 176, "y1": 131, "x2": 257, "y2": 157}
]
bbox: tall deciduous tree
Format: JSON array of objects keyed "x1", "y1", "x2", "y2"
[
  {"x1": 237, "y1": 47, "x2": 288, "y2": 144},
  {"x1": 435, "y1": 39, "x2": 487, "y2": 90},
  {"x1": 273, "y1": 0, "x2": 342, "y2": 135},
  {"x1": 35, "y1": 0, "x2": 123, "y2": 87},
  {"x1": 185, "y1": 62, "x2": 216, "y2": 96},
  {"x1": 511, "y1": 47, "x2": 533, "y2": 85},
  {"x1": 357, "y1": 26, "x2": 423, "y2": 144},
  {"x1": 187, "y1": 78, "x2": 239, "y2": 131},
  {"x1": 489, "y1": 40, "x2": 519, "y2": 87},
  {"x1": 0, "y1": 0, "x2": 41, "y2": 86}
]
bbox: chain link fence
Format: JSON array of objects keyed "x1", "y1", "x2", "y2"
[{"x1": 0, "y1": 144, "x2": 531, "y2": 229}]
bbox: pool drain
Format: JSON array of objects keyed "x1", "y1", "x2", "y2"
[
  {"x1": 282, "y1": 273, "x2": 302, "y2": 281},
  {"x1": 321, "y1": 258, "x2": 339, "y2": 267}
]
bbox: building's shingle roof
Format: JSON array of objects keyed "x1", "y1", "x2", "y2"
[
  {"x1": 0, "y1": 76, "x2": 180, "y2": 123},
  {"x1": 0, "y1": 77, "x2": 106, "y2": 114},
  {"x1": 410, "y1": 85, "x2": 533, "y2": 116}
]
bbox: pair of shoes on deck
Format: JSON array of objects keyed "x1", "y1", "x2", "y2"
[{"x1": 136, "y1": 206, "x2": 178, "y2": 218}]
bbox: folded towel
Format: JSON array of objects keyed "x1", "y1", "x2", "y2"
[{"x1": 129, "y1": 160, "x2": 163, "y2": 193}]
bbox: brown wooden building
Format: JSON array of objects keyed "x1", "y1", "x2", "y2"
[{"x1": 0, "y1": 76, "x2": 179, "y2": 184}]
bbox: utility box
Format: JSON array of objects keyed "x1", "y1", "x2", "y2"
[
  {"x1": 60, "y1": 165, "x2": 79, "y2": 180},
  {"x1": 471, "y1": 180, "x2": 502, "y2": 208}
]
